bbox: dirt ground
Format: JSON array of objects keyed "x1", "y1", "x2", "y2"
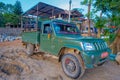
[{"x1": 0, "y1": 40, "x2": 120, "y2": 80}]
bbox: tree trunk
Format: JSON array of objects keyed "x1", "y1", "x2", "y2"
[
  {"x1": 97, "y1": 28, "x2": 101, "y2": 38},
  {"x1": 87, "y1": 0, "x2": 91, "y2": 36},
  {"x1": 97, "y1": 11, "x2": 103, "y2": 38}
]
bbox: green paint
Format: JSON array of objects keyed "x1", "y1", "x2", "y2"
[
  {"x1": 22, "y1": 20, "x2": 111, "y2": 69},
  {"x1": 22, "y1": 31, "x2": 40, "y2": 44}
]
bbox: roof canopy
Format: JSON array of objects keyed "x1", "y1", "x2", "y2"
[{"x1": 23, "y1": 2, "x2": 64, "y2": 17}]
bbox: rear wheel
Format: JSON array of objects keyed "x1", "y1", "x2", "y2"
[
  {"x1": 61, "y1": 53, "x2": 85, "y2": 79},
  {"x1": 26, "y1": 43, "x2": 34, "y2": 56}
]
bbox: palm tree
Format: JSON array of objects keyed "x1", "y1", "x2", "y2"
[{"x1": 81, "y1": 0, "x2": 92, "y2": 36}]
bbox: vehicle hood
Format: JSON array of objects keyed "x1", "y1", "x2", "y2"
[{"x1": 57, "y1": 34, "x2": 104, "y2": 42}]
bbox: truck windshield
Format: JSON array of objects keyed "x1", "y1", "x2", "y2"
[{"x1": 53, "y1": 23, "x2": 80, "y2": 34}]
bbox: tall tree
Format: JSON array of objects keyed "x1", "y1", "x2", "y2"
[
  {"x1": 3, "y1": 13, "x2": 19, "y2": 26},
  {"x1": 94, "y1": 16, "x2": 106, "y2": 37},
  {"x1": 0, "y1": 13, "x2": 5, "y2": 27},
  {"x1": 13, "y1": 0, "x2": 23, "y2": 27},
  {"x1": 5, "y1": 4, "x2": 14, "y2": 14},
  {"x1": 93, "y1": 0, "x2": 120, "y2": 37},
  {"x1": 109, "y1": 0, "x2": 120, "y2": 27},
  {"x1": 0, "y1": 2, "x2": 5, "y2": 14},
  {"x1": 0, "y1": 1, "x2": 23, "y2": 27},
  {"x1": 81, "y1": 0, "x2": 92, "y2": 36},
  {"x1": 0, "y1": 2, "x2": 5, "y2": 27},
  {"x1": 13, "y1": 0, "x2": 23, "y2": 15}
]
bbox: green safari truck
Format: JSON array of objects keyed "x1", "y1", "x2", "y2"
[{"x1": 22, "y1": 20, "x2": 111, "y2": 79}]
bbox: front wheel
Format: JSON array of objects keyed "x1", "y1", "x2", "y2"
[{"x1": 61, "y1": 53, "x2": 85, "y2": 79}]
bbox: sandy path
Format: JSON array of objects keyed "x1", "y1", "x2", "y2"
[{"x1": 0, "y1": 40, "x2": 120, "y2": 80}]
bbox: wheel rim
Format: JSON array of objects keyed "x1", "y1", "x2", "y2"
[
  {"x1": 65, "y1": 58, "x2": 76, "y2": 73},
  {"x1": 61, "y1": 54, "x2": 84, "y2": 79}
]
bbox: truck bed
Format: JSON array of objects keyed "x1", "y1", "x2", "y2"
[{"x1": 22, "y1": 31, "x2": 40, "y2": 44}]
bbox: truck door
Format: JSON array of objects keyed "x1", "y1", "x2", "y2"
[{"x1": 40, "y1": 23, "x2": 53, "y2": 53}]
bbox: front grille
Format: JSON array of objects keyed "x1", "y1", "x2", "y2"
[{"x1": 93, "y1": 42, "x2": 107, "y2": 51}]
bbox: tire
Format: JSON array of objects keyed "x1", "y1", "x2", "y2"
[
  {"x1": 26, "y1": 43, "x2": 34, "y2": 56},
  {"x1": 61, "y1": 53, "x2": 85, "y2": 79}
]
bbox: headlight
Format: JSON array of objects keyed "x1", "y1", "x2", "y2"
[{"x1": 81, "y1": 42, "x2": 95, "y2": 50}]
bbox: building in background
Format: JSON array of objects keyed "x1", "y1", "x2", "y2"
[{"x1": 22, "y1": 2, "x2": 85, "y2": 32}]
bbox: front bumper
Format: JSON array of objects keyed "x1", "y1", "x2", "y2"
[{"x1": 81, "y1": 48, "x2": 111, "y2": 69}]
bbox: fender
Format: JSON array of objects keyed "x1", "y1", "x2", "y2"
[
  {"x1": 64, "y1": 44, "x2": 83, "y2": 51},
  {"x1": 58, "y1": 44, "x2": 83, "y2": 60}
]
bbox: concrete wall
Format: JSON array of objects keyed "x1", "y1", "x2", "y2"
[{"x1": 0, "y1": 28, "x2": 22, "y2": 42}]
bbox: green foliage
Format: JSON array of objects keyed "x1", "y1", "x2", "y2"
[
  {"x1": 5, "y1": 4, "x2": 14, "y2": 14},
  {"x1": 81, "y1": 0, "x2": 89, "y2": 5},
  {"x1": 102, "y1": 31, "x2": 117, "y2": 44},
  {"x1": 94, "y1": 0, "x2": 120, "y2": 27},
  {"x1": 13, "y1": 0, "x2": 23, "y2": 15},
  {"x1": 0, "y1": 2, "x2": 5, "y2": 14},
  {"x1": 108, "y1": 14, "x2": 120, "y2": 28},
  {"x1": 109, "y1": 33, "x2": 117, "y2": 43},
  {"x1": 0, "y1": 13, "x2": 5, "y2": 27},
  {"x1": 0, "y1": 2, "x2": 14, "y2": 14},
  {"x1": 80, "y1": 0, "x2": 92, "y2": 18},
  {"x1": 0, "y1": 1, "x2": 23, "y2": 27},
  {"x1": 93, "y1": 0, "x2": 111, "y2": 15},
  {"x1": 110, "y1": 0, "x2": 120, "y2": 13},
  {"x1": 3, "y1": 13, "x2": 20, "y2": 25},
  {"x1": 94, "y1": 16, "x2": 106, "y2": 28}
]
